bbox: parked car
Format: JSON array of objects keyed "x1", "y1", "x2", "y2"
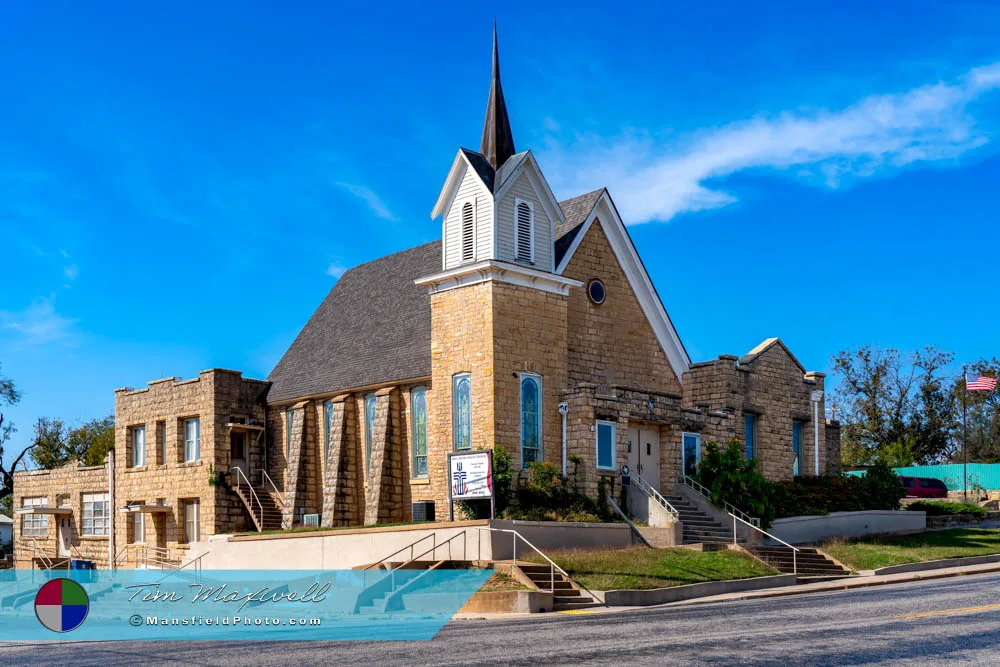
[{"x1": 899, "y1": 476, "x2": 948, "y2": 498}]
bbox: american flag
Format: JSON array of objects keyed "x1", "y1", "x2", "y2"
[{"x1": 966, "y1": 372, "x2": 998, "y2": 392}]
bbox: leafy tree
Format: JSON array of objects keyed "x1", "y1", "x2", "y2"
[
  {"x1": 0, "y1": 363, "x2": 33, "y2": 503},
  {"x1": 955, "y1": 358, "x2": 1000, "y2": 462},
  {"x1": 832, "y1": 345, "x2": 956, "y2": 466},
  {"x1": 695, "y1": 438, "x2": 776, "y2": 528},
  {"x1": 0, "y1": 494, "x2": 11, "y2": 518},
  {"x1": 30, "y1": 415, "x2": 115, "y2": 470}
]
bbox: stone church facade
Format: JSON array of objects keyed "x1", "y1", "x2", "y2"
[{"x1": 13, "y1": 31, "x2": 839, "y2": 565}]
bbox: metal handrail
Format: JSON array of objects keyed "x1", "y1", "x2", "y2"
[
  {"x1": 363, "y1": 533, "x2": 437, "y2": 571},
  {"x1": 258, "y1": 468, "x2": 286, "y2": 509},
  {"x1": 728, "y1": 512, "x2": 799, "y2": 575},
  {"x1": 479, "y1": 527, "x2": 605, "y2": 607},
  {"x1": 16, "y1": 537, "x2": 55, "y2": 570},
  {"x1": 633, "y1": 474, "x2": 680, "y2": 520},
  {"x1": 677, "y1": 475, "x2": 761, "y2": 528},
  {"x1": 232, "y1": 466, "x2": 264, "y2": 531}
]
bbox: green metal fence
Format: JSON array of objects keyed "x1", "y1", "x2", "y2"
[{"x1": 847, "y1": 463, "x2": 1000, "y2": 491}]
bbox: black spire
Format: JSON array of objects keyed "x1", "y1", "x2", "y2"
[{"x1": 480, "y1": 23, "x2": 516, "y2": 170}]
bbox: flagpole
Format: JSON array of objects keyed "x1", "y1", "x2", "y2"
[{"x1": 963, "y1": 364, "x2": 968, "y2": 502}]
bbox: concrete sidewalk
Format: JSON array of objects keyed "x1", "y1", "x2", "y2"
[{"x1": 452, "y1": 561, "x2": 1000, "y2": 620}]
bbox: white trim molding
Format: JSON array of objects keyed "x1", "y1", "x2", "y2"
[
  {"x1": 555, "y1": 191, "x2": 691, "y2": 382},
  {"x1": 415, "y1": 260, "x2": 583, "y2": 296}
]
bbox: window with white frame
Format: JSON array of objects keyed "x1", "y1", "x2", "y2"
[
  {"x1": 131, "y1": 511, "x2": 146, "y2": 544},
  {"x1": 183, "y1": 418, "x2": 200, "y2": 462},
  {"x1": 453, "y1": 374, "x2": 472, "y2": 451},
  {"x1": 596, "y1": 420, "x2": 616, "y2": 471},
  {"x1": 745, "y1": 414, "x2": 758, "y2": 460},
  {"x1": 365, "y1": 393, "x2": 377, "y2": 471},
  {"x1": 515, "y1": 199, "x2": 534, "y2": 262},
  {"x1": 131, "y1": 425, "x2": 146, "y2": 467},
  {"x1": 520, "y1": 373, "x2": 542, "y2": 465},
  {"x1": 21, "y1": 496, "x2": 48, "y2": 537},
  {"x1": 461, "y1": 201, "x2": 475, "y2": 261},
  {"x1": 411, "y1": 387, "x2": 428, "y2": 478},
  {"x1": 183, "y1": 500, "x2": 200, "y2": 543},
  {"x1": 323, "y1": 400, "x2": 334, "y2": 461},
  {"x1": 82, "y1": 493, "x2": 110, "y2": 537}
]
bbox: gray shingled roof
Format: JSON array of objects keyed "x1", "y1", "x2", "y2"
[
  {"x1": 267, "y1": 188, "x2": 609, "y2": 404},
  {"x1": 555, "y1": 188, "x2": 604, "y2": 267},
  {"x1": 459, "y1": 148, "x2": 495, "y2": 192},
  {"x1": 266, "y1": 241, "x2": 441, "y2": 403}
]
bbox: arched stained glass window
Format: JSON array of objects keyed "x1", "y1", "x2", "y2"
[
  {"x1": 411, "y1": 387, "x2": 428, "y2": 477},
  {"x1": 365, "y1": 393, "x2": 377, "y2": 471},
  {"x1": 453, "y1": 374, "x2": 472, "y2": 451},
  {"x1": 520, "y1": 374, "x2": 542, "y2": 464}
]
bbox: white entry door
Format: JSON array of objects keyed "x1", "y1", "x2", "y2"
[
  {"x1": 58, "y1": 518, "x2": 71, "y2": 558},
  {"x1": 627, "y1": 426, "x2": 661, "y2": 491}
]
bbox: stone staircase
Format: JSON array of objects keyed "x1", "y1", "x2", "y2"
[
  {"x1": 517, "y1": 563, "x2": 600, "y2": 611},
  {"x1": 744, "y1": 545, "x2": 851, "y2": 577},
  {"x1": 665, "y1": 495, "x2": 744, "y2": 545},
  {"x1": 233, "y1": 484, "x2": 284, "y2": 531}
]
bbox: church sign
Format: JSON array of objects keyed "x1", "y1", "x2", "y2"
[{"x1": 447, "y1": 450, "x2": 494, "y2": 519}]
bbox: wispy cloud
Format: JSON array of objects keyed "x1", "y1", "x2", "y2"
[
  {"x1": 543, "y1": 62, "x2": 1000, "y2": 224},
  {"x1": 325, "y1": 262, "x2": 347, "y2": 279},
  {"x1": 335, "y1": 182, "x2": 397, "y2": 221},
  {"x1": 0, "y1": 297, "x2": 77, "y2": 344},
  {"x1": 63, "y1": 264, "x2": 78, "y2": 281}
]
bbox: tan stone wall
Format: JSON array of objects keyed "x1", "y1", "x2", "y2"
[
  {"x1": 562, "y1": 220, "x2": 682, "y2": 395},
  {"x1": 13, "y1": 463, "x2": 109, "y2": 567}
]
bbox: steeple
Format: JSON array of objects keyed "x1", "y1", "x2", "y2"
[{"x1": 480, "y1": 23, "x2": 516, "y2": 171}]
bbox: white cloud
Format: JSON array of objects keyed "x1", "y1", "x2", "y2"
[
  {"x1": 63, "y1": 264, "x2": 78, "y2": 280},
  {"x1": 335, "y1": 182, "x2": 397, "y2": 221},
  {"x1": 542, "y1": 62, "x2": 1000, "y2": 224},
  {"x1": 325, "y1": 262, "x2": 347, "y2": 279},
  {"x1": 0, "y1": 297, "x2": 77, "y2": 344}
]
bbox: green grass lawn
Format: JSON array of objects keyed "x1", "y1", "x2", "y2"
[
  {"x1": 479, "y1": 572, "x2": 531, "y2": 592},
  {"x1": 523, "y1": 546, "x2": 776, "y2": 591},
  {"x1": 822, "y1": 528, "x2": 1000, "y2": 571}
]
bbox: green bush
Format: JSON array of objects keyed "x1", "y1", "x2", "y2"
[
  {"x1": 771, "y1": 462, "x2": 906, "y2": 519},
  {"x1": 695, "y1": 438, "x2": 776, "y2": 529},
  {"x1": 865, "y1": 459, "x2": 906, "y2": 511},
  {"x1": 506, "y1": 461, "x2": 616, "y2": 522},
  {"x1": 907, "y1": 500, "x2": 988, "y2": 517}
]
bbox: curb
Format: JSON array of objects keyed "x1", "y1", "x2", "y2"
[{"x1": 870, "y1": 554, "x2": 1000, "y2": 576}]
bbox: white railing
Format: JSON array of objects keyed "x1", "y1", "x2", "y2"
[
  {"x1": 677, "y1": 475, "x2": 761, "y2": 528},
  {"x1": 232, "y1": 466, "x2": 264, "y2": 531},
  {"x1": 728, "y1": 512, "x2": 799, "y2": 575},
  {"x1": 633, "y1": 474, "x2": 680, "y2": 520},
  {"x1": 258, "y1": 469, "x2": 286, "y2": 509},
  {"x1": 362, "y1": 532, "x2": 468, "y2": 591},
  {"x1": 478, "y1": 527, "x2": 604, "y2": 606}
]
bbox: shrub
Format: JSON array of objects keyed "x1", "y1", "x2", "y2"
[
  {"x1": 907, "y1": 500, "x2": 987, "y2": 517},
  {"x1": 865, "y1": 459, "x2": 906, "y2": 511},
  {"x1": 771, "y1": 462, "x2": 906, "y2": 519},
  {"x1": 694, "y1": 438, "x2": 776, "y2": 529},
  {"x1": 455, "y1": 445, "x2": 514, "y2": 520}
]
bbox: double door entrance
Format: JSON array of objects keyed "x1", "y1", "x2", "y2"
[{"x1": 627, "y1": 425, "x2": 660, "y2": 491}]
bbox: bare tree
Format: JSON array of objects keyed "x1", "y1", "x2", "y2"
[{"x1": 0, "y1": 364, "x2": 34, "y2": 502}]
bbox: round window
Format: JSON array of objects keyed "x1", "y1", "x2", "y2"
[{"x1": 587, "y1": 279, "x2": 606, "y2": 305}]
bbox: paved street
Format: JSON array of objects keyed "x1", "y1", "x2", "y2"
[{"x1": 4, "y1": 571, "x2": 1000, "y2": 666}]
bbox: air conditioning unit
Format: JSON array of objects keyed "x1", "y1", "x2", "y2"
[
  {"x1": 302, "y1": 513, "x2": 320, "y2": 527},
  {"x1": 412, "y1": 501, "x2": 435, "y2": 523}
]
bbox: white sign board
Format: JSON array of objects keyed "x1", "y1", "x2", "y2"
[{"x1": 449, "y1": 451, "x2": 493, "y2": 500}]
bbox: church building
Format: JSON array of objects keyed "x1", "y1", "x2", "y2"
[{"x1": 13, "y1": 30, "x2": 840, "y2": 567}]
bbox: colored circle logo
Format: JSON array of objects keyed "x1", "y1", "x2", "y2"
[{"x1": 34, "y1": 578, "x2": 89, "y2": 633}]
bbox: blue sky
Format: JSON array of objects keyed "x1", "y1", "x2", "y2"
[{"x1": 2, "y1": 2, "x2": 1000, "y2": 464}]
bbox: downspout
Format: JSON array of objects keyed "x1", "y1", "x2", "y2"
[
  {"x1": 107, "y1": 448, "x2": 115, "y2": 570},
  {"x1": 558, "y1": 402, "x2": 569, "y2": 476}
]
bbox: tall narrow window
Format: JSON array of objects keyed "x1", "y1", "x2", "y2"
[
  {"x1": 323, "y1": 401, "x2": 334, "y2": 460},
  {"x1": 184, "y1": 500, "x2": 200, "y2": 543},
  {"x1": 183, "y1": 418, "x2": 200, "y2": 462},
  {"x1": 284, "y1": 408, "x2": 294, "y2": 463},
  {"x1": 745, "y1": 414, "x2": 758, "y2": 460},
  {"x1": 461, "y1": 202, "x2": 475, "y2": 261},
  {"x1": 682, "y1": 432, "x2": 701, "y2": 477},
  {"x1": 132, "y1": 426, "x2": 146, "y2": 467},
  {"x1": 156, "y1": 421, "x2": 167, "y2": 465},
  {"x1": 365, "y1": 394, "x2": 377, "y2": 470},
  {"x1": 520, "y1": 374, "x2": 542, "y2": 465},
  {"x1": 453, "y1": 374, "x2": 472, "y2": 451},
  {"x1": 596, "y1": 420, "x2": 616, "y2": 471},
  {"x1": 792, "y1": 421, "x2": 803, "y2": 476},
  {"x1": 131, "y1": 511, "x2": 146, "y2": 544},
  {"x1": 411, "y1": 387, "x2": 428, "y2": 478},
  {"x1": 515, "y1": 199, "x2": 534, "y2": 262}
]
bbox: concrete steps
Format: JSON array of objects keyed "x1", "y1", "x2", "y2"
[
  {"x1": 666, "y1": 495, "x2": 745, "y2": 546},
  {"x1": 517, "y1": 563, "x2": 600, "y2": 610},
  {"x1": 234, "y1": 485, "x2": 284, "y2": 531},
  {"x1": 744, "y1": 546, "x2": 850, "y2": 577}
]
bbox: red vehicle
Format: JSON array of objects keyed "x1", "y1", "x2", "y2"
[{"x1": 899, "y1": 476, "x2": 948, "y2": 499}]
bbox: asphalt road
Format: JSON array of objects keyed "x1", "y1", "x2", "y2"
[{"x1": 4, "y1": 571, "x2": 1000, "y2": 666}]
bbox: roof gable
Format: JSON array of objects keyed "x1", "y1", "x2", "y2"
[
  {"x1": 431, "y1": 149, "x2": 495, "y2": 219},
  {"x1": 740, "y1": 338, "x2": 807, "y2": 373}
]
